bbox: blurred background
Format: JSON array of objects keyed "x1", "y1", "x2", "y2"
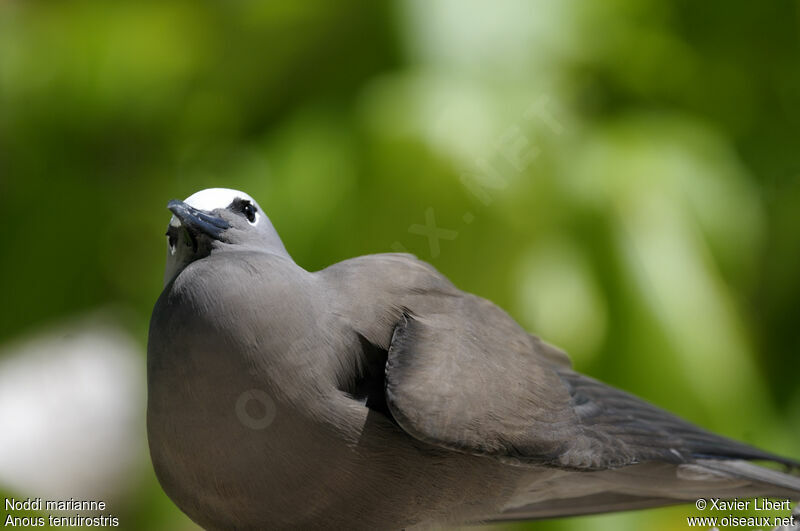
[{"x1": 1, "y1": 0, "x2": 799, "y2": 529}]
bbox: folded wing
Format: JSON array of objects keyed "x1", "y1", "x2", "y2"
[{"x1": 384, "y1": 294, "x2": 800, "y2": 474}]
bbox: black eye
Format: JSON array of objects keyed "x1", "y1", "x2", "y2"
[{"x1": 242, "y1": 202, "x2": 257, "y2": 223}]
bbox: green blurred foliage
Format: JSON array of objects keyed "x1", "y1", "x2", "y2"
[{"x1": 1, "y1": 0, "x2": 799, "y2": 529}]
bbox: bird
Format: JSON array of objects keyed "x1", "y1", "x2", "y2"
[{"x1": 147, "y1": 187, "x2": 800, "y2": 530}]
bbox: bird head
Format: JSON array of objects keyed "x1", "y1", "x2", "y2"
[{"x1": 163, "y1": 188, "x2": 288, "y2": 286}]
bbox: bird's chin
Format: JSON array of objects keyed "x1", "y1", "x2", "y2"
[
  {"x1": 175, "y1": 223, "x2": 219, "y2": 254},
  {"x1": 181, "y1": 226, "x2": 199, "y2": 253},
  {"x1": 163, "y1": 231, "x2": 216, "y2": 288}
]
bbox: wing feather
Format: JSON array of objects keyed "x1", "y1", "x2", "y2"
[{"x1": 384, "y1": 294, "x2": 800, "y2": 473}]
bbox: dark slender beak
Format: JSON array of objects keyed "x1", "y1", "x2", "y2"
[{"x1": 167, "y1": 200, "x2": 230, "y2": 241}]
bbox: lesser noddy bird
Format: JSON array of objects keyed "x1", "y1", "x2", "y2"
[{"x1": 148, "y1": 188, "x2": 800, "y2": 530}]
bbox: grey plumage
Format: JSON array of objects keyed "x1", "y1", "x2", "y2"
[{"x1": 147, "y1": 188, "x2": 800, "y2": 530}]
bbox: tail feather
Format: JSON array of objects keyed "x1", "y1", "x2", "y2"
[
  {"x1": 695, "y1": 458, "x2": 800, "y2": 498},
  {"x1": 488, "y1": 460, "x2": 800, "y2": 523}
]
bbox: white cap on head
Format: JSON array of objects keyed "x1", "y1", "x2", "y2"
[
  {"x1": 170, "y1": 188, "x2": 261, "y2": 227},
  {"x1": 184, "y1": 188, "x2": 257, "y2": 211}
]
